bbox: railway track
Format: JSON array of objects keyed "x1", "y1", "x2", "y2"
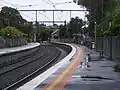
[
  {"x1": 0, "y1": 45, "x2": 63, "y2": 90},
  {"x1": 0, "y1": 50, "x2": 44, "y2": 75},
  {"x1": 0, "y1": 48, "x2": 40, "y2": 68}
]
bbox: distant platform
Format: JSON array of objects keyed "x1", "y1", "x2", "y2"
[{"x1": 0, "y1": 42, "x2": 40, "y2": 55}]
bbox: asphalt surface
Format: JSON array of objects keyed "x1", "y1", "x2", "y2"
[{"x1": 64, "y1": 46, "x2": 120, "y2": 90}]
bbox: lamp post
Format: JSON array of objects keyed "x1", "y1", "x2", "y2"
[
  {"x1": 109, "y1": 22, "x2": 112, "y2": 60},
  {"x1": 94, "y1": 21, "x2": 96, "y2": 49},
  {"x1": 33, "y1": 10, "x2": 38, "y2": 43},
  {"x1": 101, "y1": 0, "x2": 104, "y2": 58},
  {"x1": 33, "y1": 24, "x2": 36, "y2": 42}
]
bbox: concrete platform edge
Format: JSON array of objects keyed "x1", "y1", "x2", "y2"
[
  {"x1": 17, "y1": 43, "x2": 76, "y2": 90},
  {"x1": 0, "y1": 42, "x2": 40, "y2": 56}
]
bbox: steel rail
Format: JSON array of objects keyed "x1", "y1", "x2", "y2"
[
  {"x1": 0, "y1": 52, "x2": 44, "y2": 75},
  {"x1": 3, "y1": 48, "x2": 61, "y2": 90}
]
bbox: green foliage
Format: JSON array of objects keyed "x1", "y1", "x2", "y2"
[
  {"x1": 39, "y1": 28, "x2": 53, "y2": 41},
  {"x1": 17, "y1": 22, "x2": 33, "y2": 35},
  {"x1": 0, "y1": 6, "x2": 26, "y2": 27},
  {"x1": 40, "y1": 28, "x2": 53, "y2": 34},
  {"x1": 77, "y1": 0, "x2": 102, "y2": 8},
  {"x1": 76, "y1": 0, "x2": 120, "y2": 36},
  {"x1": 59, "y1": 17, "x2": 84, "y2": 38},
  {"x1": 0, "y1": 6, "x2": 33, "y2": 37},
  {"x1": 67, "y1": 17, "x2": 84, "y2": 37},
  {"x1": 97, "y1": 23, "x2": 120, "y2": 36},
  {"x1": 112, "y1": 6, "x2": 120, "y2": 24},
  {"x1": 103, "y1": 29, "x2": 111, "y2": 36},
  {"x1": 59, "y1": 24, "x2": 67, "y2": 38},
  {"x1": 0, "y1": 26, "x2": 24, "y2": 38},
  {"x1": 96, "y1": 25, "x2": 104, "y2": 37},
  {"x1": 101, "y1": 0, "x2": 120, "y2": 36}
]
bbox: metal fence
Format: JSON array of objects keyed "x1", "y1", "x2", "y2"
[
  {"x1": 0, "y1": 37, "x2": 27, "y2": 48},
  {"x1": 96, "y1": 36, "x2": 120, "y2": 61}
]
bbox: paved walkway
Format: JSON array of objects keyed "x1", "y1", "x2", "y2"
[
  {"x1": 64, "y1": 46, "x2": 120, "y2": 90},
  {"x1": 0, "y1": 43, "x2": 40, "y2": 55}
]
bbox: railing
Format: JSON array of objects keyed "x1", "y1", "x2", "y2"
[
  {"x1": 0, "y1": 37, "x2": 27, "y2": 48},
  {"x1": 96, "y1": 36, "x2": 120, "y2": 61}
]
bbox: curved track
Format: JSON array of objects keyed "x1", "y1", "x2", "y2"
[{"x1": 0, "y1": 45, "x2": 68, "y2": 90}]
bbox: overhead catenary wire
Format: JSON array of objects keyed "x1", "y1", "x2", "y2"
[
  {"x1": 45, "y1": 0, "x2": 74, "y2": 21},
  {"x1": 54, "y1": 1, "x2": 73, "y2": 6},
  {"x1": 38, "y1": 11, "x2": 50, "y2": 20},
  {"x1": 19, "y1": 4, "x2": 39, "y2": 7},
  {"x1": 42, "y1": 0, "x2": 53, "y2": 6},
  {"x1": 56, "y1": 11, "x2": 69, "y2": 20},
  {"x1": 1, "y1": 0, "x2": 86, "y2": 23},
  {"x1": 2, "y1": 0, "x2": 18, "y2": 8},
  {"x1": 1, "y1": 0, "x2": 59, "y2": 21},
  {"x1": 1, "y1": 0, "x2": 34, "y2": 21},
  {"x1": 44, "y1": 0, "x2": 62, "y2": 22},
  {"x1": 41, "y1": 0, "x2": 61, "y2": 20},
  {"x1": 20, "y1": 12, "x2": 34, "y2": 20},
  {"x1": 2, "y1": 0, "x2": 62, "y2": 21}
]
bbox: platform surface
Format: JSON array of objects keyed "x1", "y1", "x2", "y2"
[
  {"x1": 17, "y1": 45, "x2": 120, "y2": 90},
  {"x1": 0, "y1": 42, "x2": 40, "y2": 55}
]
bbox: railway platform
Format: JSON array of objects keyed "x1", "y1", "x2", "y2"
[
  {"x1": 0, "y1": 42, "x2": 40, "y2": 55},
  {"x1": 17, "y1": 44, "x2": 120, "y2": 90}
]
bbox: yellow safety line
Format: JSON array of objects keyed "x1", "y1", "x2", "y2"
[{"x1": 46, "y1": 47, "x2": 81, "y2": 90}]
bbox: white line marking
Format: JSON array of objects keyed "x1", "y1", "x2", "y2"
[{"x1": 17, "y1": 43, "x2": 76, "y2": 90}]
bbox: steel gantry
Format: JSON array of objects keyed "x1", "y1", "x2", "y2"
[
  {"x1": 18, "y1": 9, "x2": 88, "y2": 25},
  {"x1": 18, "y1": 9, "x2": 88, "y2": 42}
]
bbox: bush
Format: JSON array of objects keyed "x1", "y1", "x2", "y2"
[{"x1": 0, "y1": 26, "x2": 24, "y2": 38}]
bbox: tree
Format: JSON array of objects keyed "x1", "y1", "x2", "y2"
[
  {"x1": 59, "y1": 24, "x2": 67, "y2": 38},
  {"x1": 0, "y1": 6, "x2": 26, "y2": 28},
  {"x1": 0, "y1": 6, "x2": 34, "y2": 38},
  {"x1": 0, "y1": 26, "x2": 24, "y2": 38},
  {"x1": 39, "y1": 28, "x2": 53, "y2": 41},
  {"x1": 67, "y1": 17, "x2": 84, "y2": 37},
  {"x1": 35, "y1": 23, "x2": 54, "y2": 41},
  {"x1": 74, "y1": 0, "x2": 120, "y2": 36},
  {"x1": 17, "y1": 22, "x2": 33, "y2": 35}
]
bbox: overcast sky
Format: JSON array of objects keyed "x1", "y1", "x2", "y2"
[{"x1": 0, "y1": 0, "x2": 88, "y2": 25}]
